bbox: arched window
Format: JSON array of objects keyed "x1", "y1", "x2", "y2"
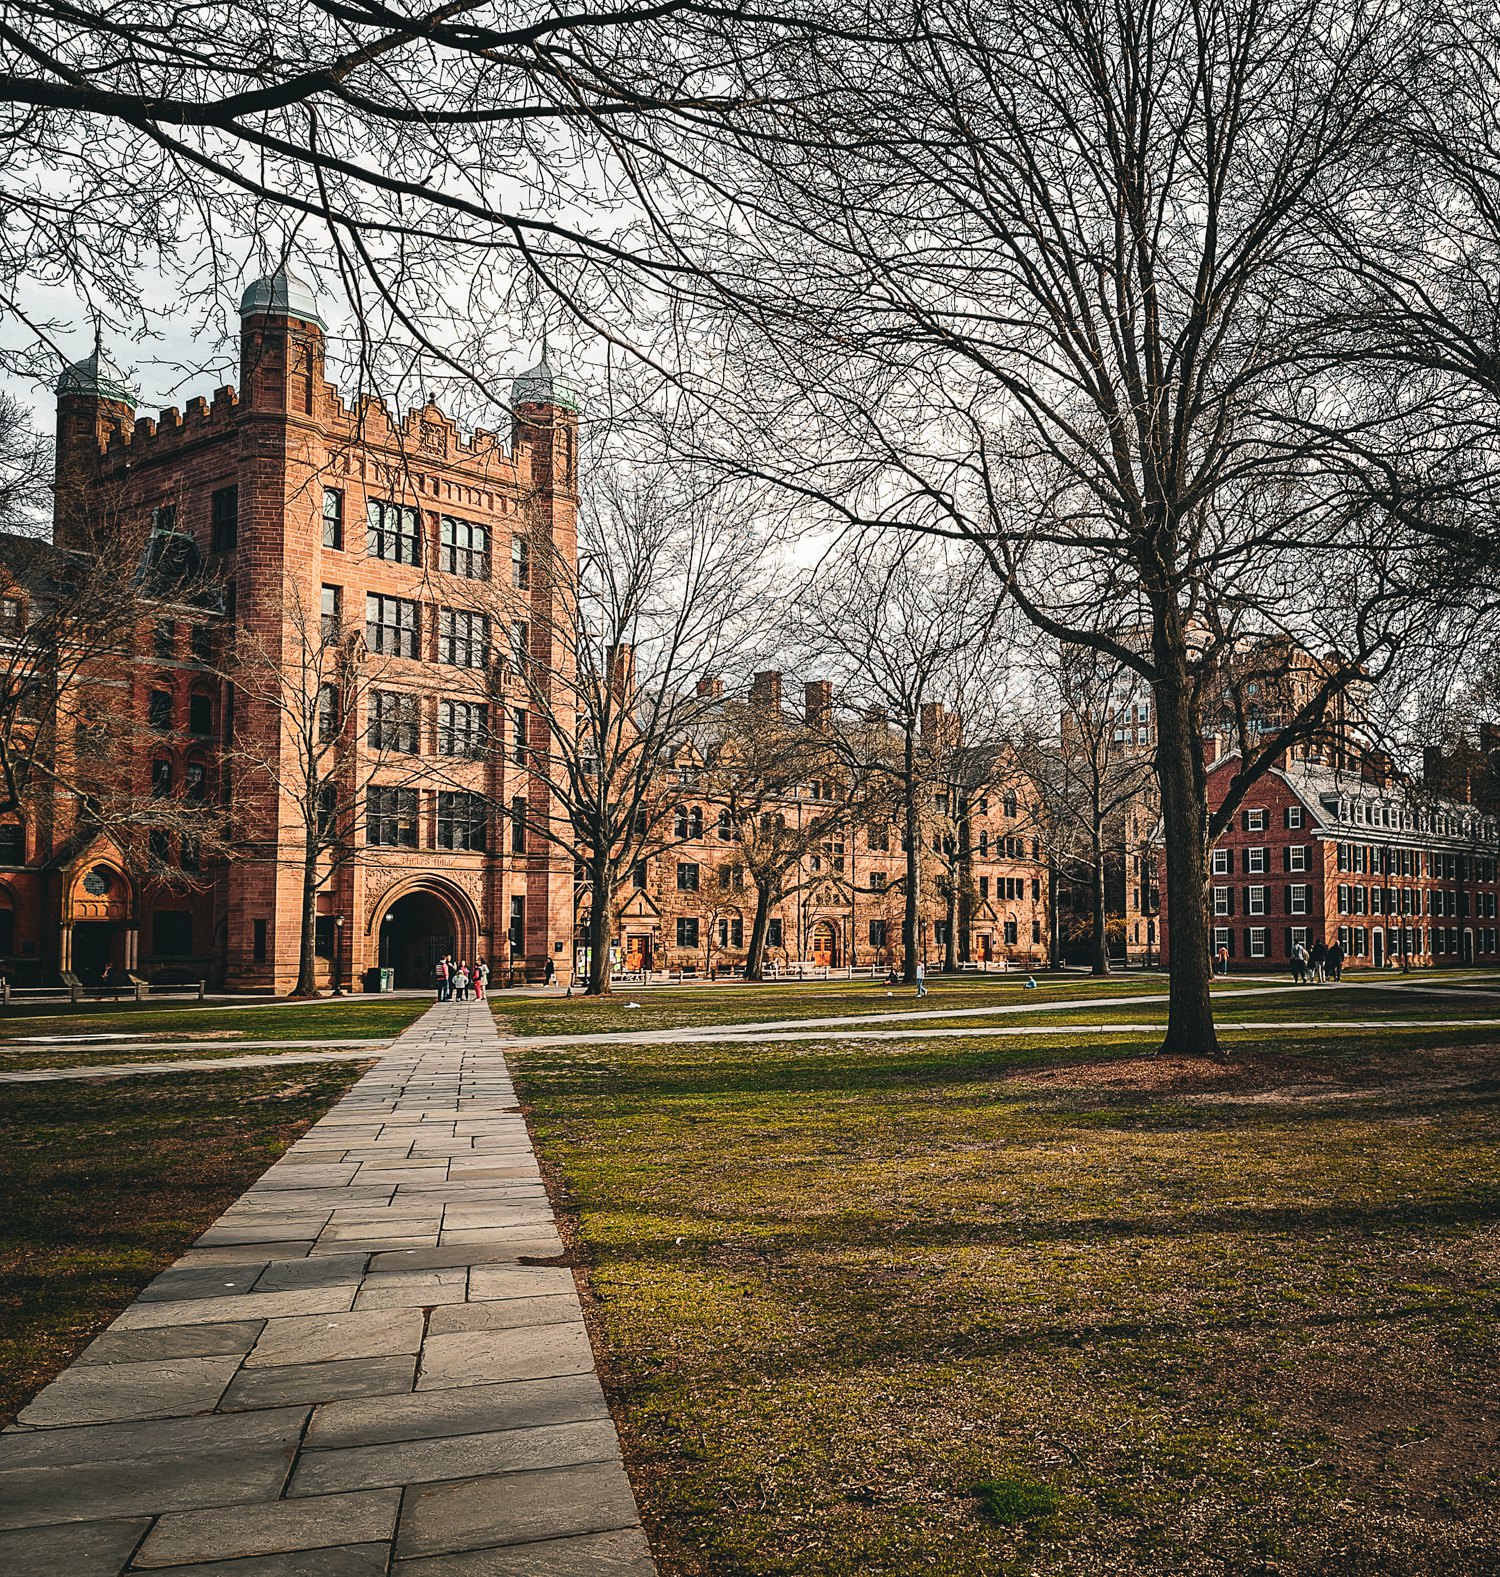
[
  {"x1": 688, "y1": 806, "x2": 704, "y2": 838},
  {"x1": 717, "y1": 809, "x2": 733, "y2": 841},
  {"x1": 1003, "y1": 791, "x2": 1018, "y2": 817},
  {"x1": 184, "y1": 759, "x2": 208, "y2": 802},
  {"x1": 673, "y1": 806, "x2": 688, "y2": 838},
  {"x1": 151, "y1": 758, "x2": 173, "y2": 797},
  {"x1": 188, "y1": 687, "x2": 214, "y2": 737}
]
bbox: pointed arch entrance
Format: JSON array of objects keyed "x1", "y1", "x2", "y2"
[{"x1": 370, "y1": 880, "x2": 479, "y2": 989}]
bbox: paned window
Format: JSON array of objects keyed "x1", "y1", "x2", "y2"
[
  {"x1": 438, "y1": 700, "x2": 487, "y2": 757},
  {"x1": 676, "y1": 916, "x2": 700, "y2": 948},
  {"x1": 511, "y1": 707, "x2": 528, "y2": 765},
  {"x1": 154, "y1": 620, "x2": 176, "y2": 658},
  {"x1": 440, "y1": 516, "x2": 489, "y2": 578},
  {"x1": 365, "y1": 594, "x2": 420, "y2": 657},
  {"x1": 1243, "y1": 806, "x2": 1268, "y2": 832},
  {"x1": 0, "y1": 822, "x2": 23, "y2": 863},
  {"x1": 151, "y1": 758, "x2": 173, "y2": 796},
  {"x1": 321, "y1": 584, "x2": 342, "y2": 642},
  {"x1": 1289, "y1": 883, "x2": 1309, "y2": 915},
  {"x1": 439, "y1": 607, "x2": 489, "y2": 667},
  {"x1": 437, "y1": 791, "x2": 487, "y2": 851},
  {"x1": 508, "y1": 895, "x2": 525, "y2": 950},
  {"x1": 188, "y1": 693, "x2": 213, "y2": 736},
  {"x1": 210, "y1": 485, "x2": 238, "y2": 551},
  {"x1": 366, "y1": 785, "x2": 418, "y2": 846},
  {"x1": 190, "y1": 625, "x2": 213, "y2": 663},
  {"x1": 511, "y1": 534, "x2": 530, "y2": 588},
  {"x1": 184, "y1": 762, "x2": 207, "y2": 801},
  {"x1": 148, "y1": 689, "x2": 173, "y2": 730},
  {"x1": 1247, "y1": 885, "x2": 1267, "y2": 915},
  {"x1": 509, "y1": 621, "x2": 529, "y2": 667},
  {"x1": 1211, "y1": 849, "x2": 1231, "y2": 875},
  {"x1": 1249, "y1": 927, "x2": 1268, "y2": 958},
  {"x1": 317, "y1": 684, "x2": 341, "y2": 744},
  {"x1": 368, "y1": 690, "x2": 419, "y2": 753},
  {"x1": 510, "y1": 795, "x2": 527, "y2": 853},
  {"x1": 1246, "y1": 847, "x2": 1268, "y2": 874},
  {"x1": 677, "y1": 862, "x2": 700, "y2": 891},
  {"x1": 322, "y1": 488, "x2": 344, "y2": 549},
  {"x1": 366, "y1": 498, "x2": 421, "y2": 564},
  {"x1": 766, "y1": 918, "x2": 783, "y2": 949}
]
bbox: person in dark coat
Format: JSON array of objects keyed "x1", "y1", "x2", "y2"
[
  {"x1": 1309, "y1": 939, "x2": 1328, "y2": 982},
  {"x1": 1326, "y1": 941, "x2": 1345, "y2": 981}
]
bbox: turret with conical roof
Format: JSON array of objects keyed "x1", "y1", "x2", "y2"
[
  {"x1": 239, "y1": 266, "x2": 326, "y2": 414},
  {"x1": 53, "y1": 335, "x2": 139, "y2": 546}
]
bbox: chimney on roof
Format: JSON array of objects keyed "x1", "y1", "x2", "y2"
[
  {"x1": 750, "y1": 670, "x2": 782, "y2": 710},
  {"x1": 804, "y1": 680, "x2": 832, "y2": 729},
  {"x1": 607, "y1": 643, "x2": 635, "y2": 697},
  {"x1": 696, "y1": 676, "x2": 724, "y2": 700}
]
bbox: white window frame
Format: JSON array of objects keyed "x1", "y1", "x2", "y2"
[
  {"x1": 1247, "y1": 885, "x2": 1267, "y2": 915},
  {"x1": 1249, "y1": 927, "x2": 1268, "y2": 958},
  {"x1": 1213, "y1": 886, "x2": 1230, "y2": 916},
  {"x1": 1246, "y1": 846, "x2": 1268, "y2": 874},
  {"x1": 1245, "y1": 807, "x2": 1268, "y2": 833},
  {"x1": 1286, "y1": 804, "x2": 1304, "y2": 829},
  {"x1": 1290, "y1": 884, "x2": 1309, "y2": 916},
  {"x1": 1211, "y1": 849, "x2": 1230, "y2": 876},
  {"x1": 1288, "y1": 844, "x2": 1308, "y2": 872}
]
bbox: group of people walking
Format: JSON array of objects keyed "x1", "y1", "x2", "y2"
[
  {"x1": 1291, "y1": 938, "x2": 1344, "y2": 984},
  {"x1": 434, "y1": 955, "x2": 488, "y2": 1001}
]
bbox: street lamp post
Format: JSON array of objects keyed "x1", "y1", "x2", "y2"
[{"x1": 332, "y1": 913, "x2": 346, "y2": 996}]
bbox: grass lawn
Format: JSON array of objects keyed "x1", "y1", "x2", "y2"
[
  {"x1": 494, "y1": 973, "x2": 1177, "y2": 1039},
  {"x1": 0, "y1": 1062, "x2": 371, "y2": 1427},
  {"x1": 512, "y1": 1011, "x2": 1500, "y2": 1575},
  {"x1": 0, "y1": 998, "x2": 427, "y2": 1060}
]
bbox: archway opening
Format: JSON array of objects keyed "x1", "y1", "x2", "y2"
[
  {"x1": 379, "y1": 889, "x2": 462, "y2": 988},
  {"x1": 810, "y1": 919, "x2": 840, "y2": 967}
]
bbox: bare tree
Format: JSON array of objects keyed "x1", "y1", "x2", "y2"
[
  {"x1": 2, "y1": 422, "x2": 230, "y2": 880},
  {"x1": 442, "y1": 462, "x2": 765, "y2": 995},
  {"x1": 659, "y1": 0, "x2": 1432, "y2": 1052},
  {"x1": 1022, "y1": 646, "x2": 1156, "y2": 977},
  {"x1": 224, "y1": 577, "x2": 415, "y2": 996},
  {"x1": 702, "y1": 692, "x2": 857, "y2": 980},
  {"x1": 795, "y1": 544, "x2": 998, "y2": 984}
]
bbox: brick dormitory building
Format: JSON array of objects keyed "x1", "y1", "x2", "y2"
[
  {"x1": 0, "y1": 270, "x2": 579, "y2": 992},
  {"x1": 1158, "y1": 749, "x2": 1500, "y2": 973}
]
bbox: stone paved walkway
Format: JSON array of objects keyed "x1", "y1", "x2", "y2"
[{"x1": 0, "y1": 1001, "x2": 656, "y2": 1575}]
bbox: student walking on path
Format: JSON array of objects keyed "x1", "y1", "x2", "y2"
[
  {"x1": 1291, "y1": 942, "x2": 1307, "y2": 984},
  {"x1": 915, "y1": 961, "x2": 927, "y2": 998},
  {"x1": 435, "y1": 955, "x2": 451, "y2": 1002},
  {"x1": 475, "y1": 961, "x2": 489, "y2": 1000}
]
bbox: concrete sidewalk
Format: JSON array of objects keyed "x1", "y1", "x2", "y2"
[{"x1": 0, "y1": 1000, "x2": 655, "y2": 1575}]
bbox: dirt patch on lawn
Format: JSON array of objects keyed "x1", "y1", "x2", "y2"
[{"x1": 1012, "y1": 1044, "x2": 1500, "y2": 1102}]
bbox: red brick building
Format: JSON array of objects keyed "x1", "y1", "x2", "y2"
[
  {"x1": 0, "y1": 270, "x2": 578, "y2": 991},
  {"x1": 1159, "y1": 755, "x2": 1500, "y2": 972}
]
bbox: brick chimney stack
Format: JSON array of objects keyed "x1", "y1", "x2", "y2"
[
  {"x1": 750, "y1": 670, "x2": 783, "y2": 710},
  {"x1": 804, "y1": 680, "x2": 833, "y2": 729},
  {"x1": 697, "y1": 676, "x2": 724, "y2": 700}
]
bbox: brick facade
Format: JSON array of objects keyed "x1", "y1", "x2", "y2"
[
  {"x1": 1159, "y1": 757, "x2": 1500, "y2": 972},
  {"x1": 0, "y1": 272, "x2": 577, "y2": 992}
]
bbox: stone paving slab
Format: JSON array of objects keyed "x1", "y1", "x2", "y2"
[{"x1": 0, "y1": 1000, "x2": 657, "y2": 1573}]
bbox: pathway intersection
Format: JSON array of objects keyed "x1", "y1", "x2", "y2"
[{"x1": 0, "y1": 1001, "x2": 656, "y2": 1575}]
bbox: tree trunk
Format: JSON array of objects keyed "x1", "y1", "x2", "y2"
[
  {"x1": 293, "y1": 822, "x2": 319, "y2": 997},
  {"x1": 586, "y1": 865, "x2": 615, "y2": 995},
  {"x1": 1090, "y1": 824, "x2": 1110, "y2": 977},
  {"x1": 902, "y1": 732, "x2": 921, "y2": 983},
  {"x1": 1048, "y1": 855, "x2": 1062, "y2": 970},
  {"x1": 1153, "y1": 667, "x2": 1220, "y2": 1057},
  {"x1": 745, "y1": 877, "x2": 774, "y2": 980}
]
